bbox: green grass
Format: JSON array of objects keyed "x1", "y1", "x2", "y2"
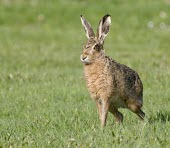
[{"x1": 0, "y1": 0, "x2": 170, "y2": 147}]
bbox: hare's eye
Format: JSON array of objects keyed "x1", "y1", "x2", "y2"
[{"x1": 94, "y1": 44, "x2": 100, "y2": 51}]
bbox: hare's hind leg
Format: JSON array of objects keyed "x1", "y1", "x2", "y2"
[{"x1": 109, "y1": 103, "x2": 123, "y2": 123}]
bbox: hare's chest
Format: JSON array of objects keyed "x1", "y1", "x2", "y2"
[
  {"x1": 85, "y1": 73, "x2": 113, "y2": 99},
  {"x1": 84, "y1": 74, "x2": 102, "y2": 98},
  {"x1": 84, "y1": 63, "x2": 113, "y2": 99}
]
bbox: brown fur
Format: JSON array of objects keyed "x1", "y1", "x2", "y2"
[{"x1": 80, "y1": 15, "x2": 145, "y2": 127}]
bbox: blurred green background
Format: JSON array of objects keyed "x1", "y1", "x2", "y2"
[{"x1": 0, "y1": 0, "x2": 170, "y2": 147}]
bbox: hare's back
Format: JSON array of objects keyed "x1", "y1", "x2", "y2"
[{"x1": 112, "y1": 61, "x2": 143, "y2": 99}]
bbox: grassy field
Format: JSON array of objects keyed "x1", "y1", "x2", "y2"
[{"x1": 0, "y1": 0, "x2": 170, "y2": 147}]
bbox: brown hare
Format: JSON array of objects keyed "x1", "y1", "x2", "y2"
[{"x1": 80, "y1": 14, "x2": 145, "y2": 127}]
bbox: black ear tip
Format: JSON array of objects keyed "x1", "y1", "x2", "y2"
[
  {"x1": 102, "y1": 14, "x2": 111, "y2": 22},
  {"x1": 106, "y1": 14, "x2": 111, "y2": 17}
]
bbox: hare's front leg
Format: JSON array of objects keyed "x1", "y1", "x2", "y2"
[
  {"x1": 96, "y1": 98, "x2": 109, "y2": 127},
  {"x1": 109, "y1": 103, "x2": 123, "y2": 123}
]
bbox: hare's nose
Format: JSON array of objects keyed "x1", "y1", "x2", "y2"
[{"x1": 82, "y1": 56, "x2": 87, "y2": 60}]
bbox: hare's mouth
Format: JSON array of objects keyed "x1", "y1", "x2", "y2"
[{"x1": 80, "y1": 55, "x2": 91, "y2": 64}]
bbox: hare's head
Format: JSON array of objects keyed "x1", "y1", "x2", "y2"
[{"x1": 80, "y1": 14, "x2": 111, "y2": 64}]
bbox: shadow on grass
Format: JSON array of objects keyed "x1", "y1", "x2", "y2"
[{"x1": 148, "y1": 111, "x2": 170, "y2": 123}]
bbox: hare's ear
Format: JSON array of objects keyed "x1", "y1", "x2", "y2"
[
  {"x1": 80, "y1": 15, "x2": 95, "y2": 39},
  {"x1": 97, "y1": 14, "x2": 111, "y2": 44}
]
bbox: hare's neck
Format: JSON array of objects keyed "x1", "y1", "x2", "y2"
[
  {"x1": 95, "y1": 53, "x2": 105, "y2": 63},
  {"x1": 84, "y1": 55, "x2": 105, "y2": 74}
]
